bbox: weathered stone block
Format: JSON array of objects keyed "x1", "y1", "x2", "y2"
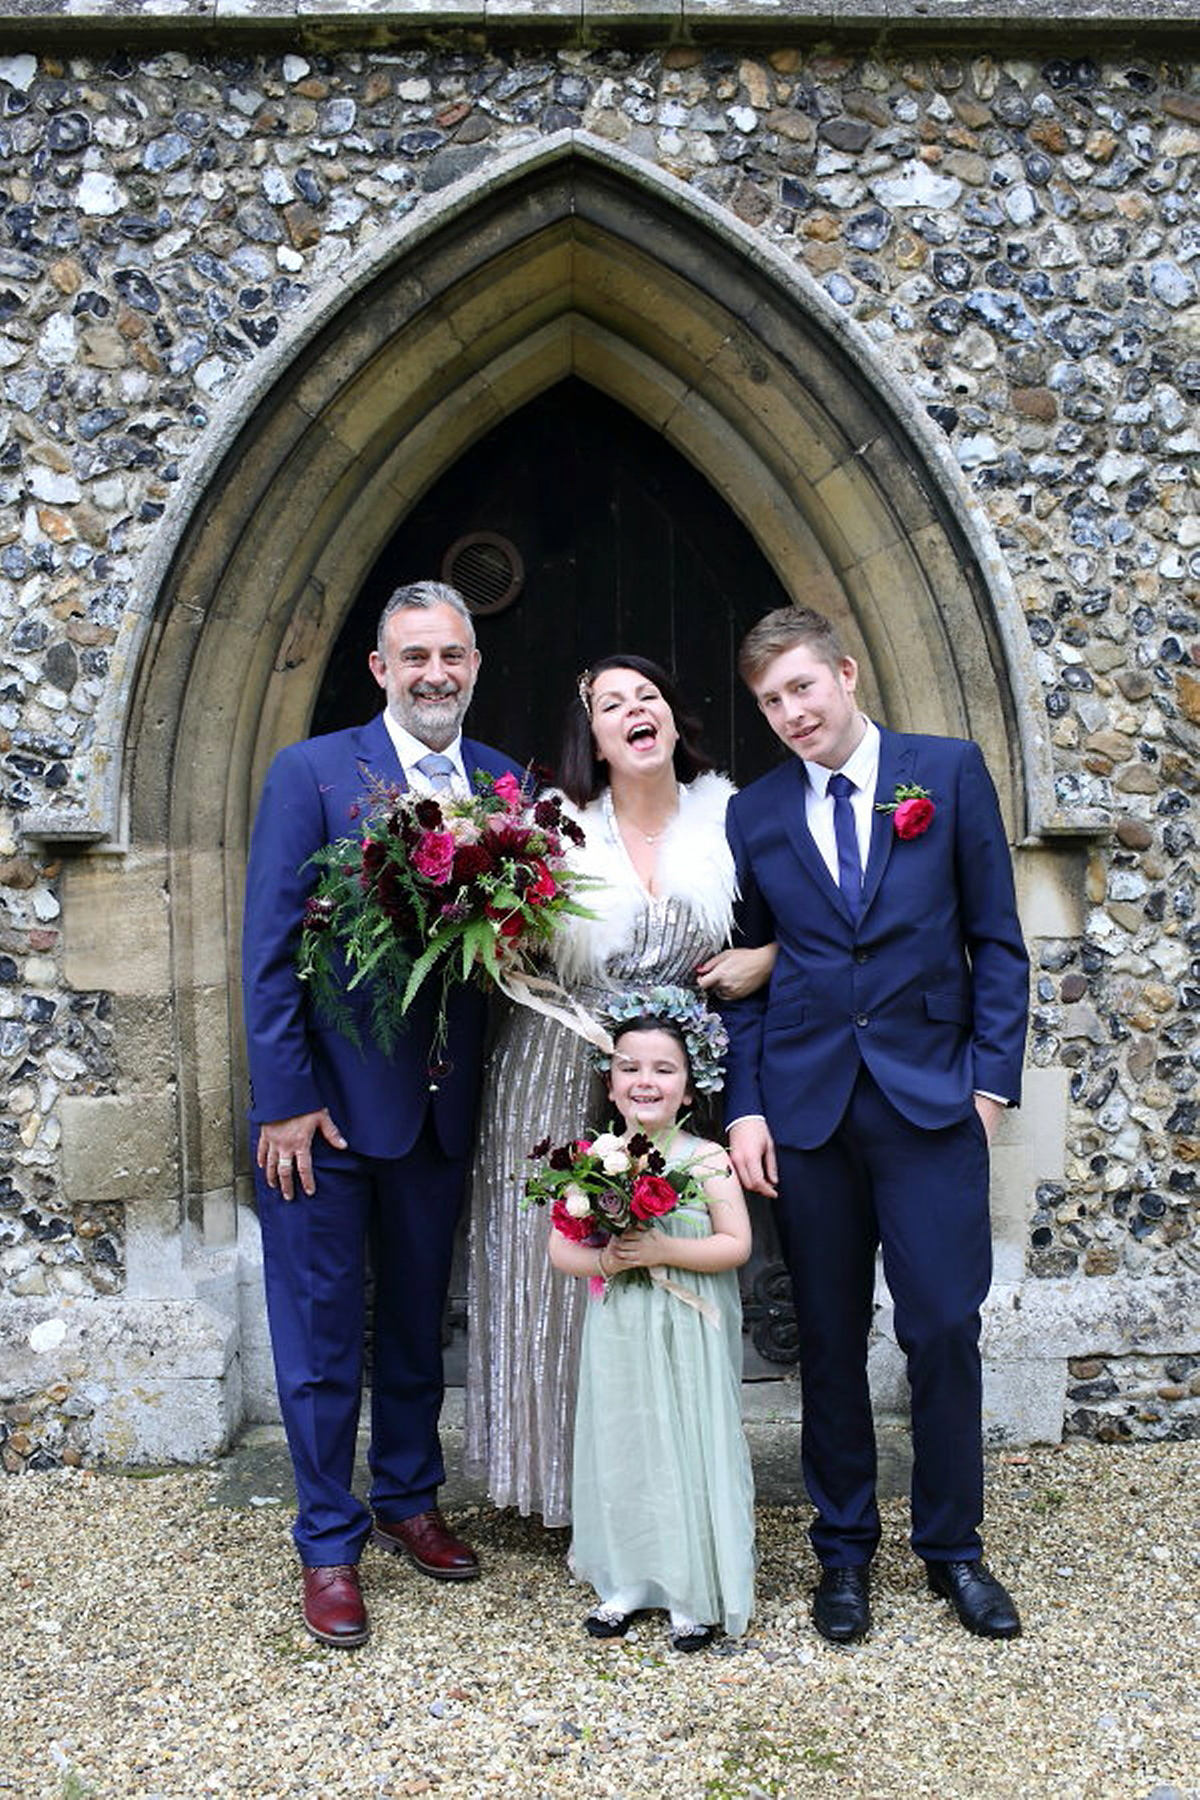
[
  {"x1": 60, "y1": 850, "x2": 171, "y2": 994},
  {"x1": 572, "y1": 317, "x2": 688, "y2": 429},
  {"x1": 990, "y1": 1141, "x2": 1032, "y2": 1286},
  {"x1": 814, "y1": 456, "x2": 901, "y2": 560},
  {"x1": 1013, "y1": 1064, "x2": 1069, "y2": 1183},
  {"x1": 983, "y1": 1356, "x2": 1067, "y2": 1445},
  {"x1": 110, "y1": 992, "x2": 175, "y2": 1091},
  {"x1": 234, "y1": 1205, "x2": 280, "y2": 1425},
  {"x1": 172, "y1": 848, "x2": 233, "y2": 990},
  {"x1": 0, "y1": 1293, "x2": 239, "y2": 1465},
  {"x1": 201, "y1": 1188, "x2": 238, "y2": 1248},
  {"x1": 60, "y1": 1091, "x2": 180, "y2": 1205},
  {"x1": 184, "y1": 1082, "x2": 238, "y2": 1199},
  {"x1": 1014, "y1": 842, "x2": 1087, "y2": 940},
  {"x1": 984, "y1": 1275, "x2": 1200, "y2": 1361},
  {"x1": 179, "y1": 982, "x2": 236, "y2": 1098}
]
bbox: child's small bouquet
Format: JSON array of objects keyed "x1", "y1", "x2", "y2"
[
  {"x1": 524, "y1": 1128, "x2": 708, "y2": 1295},
  {"x1": 296, "y1": 770, "x2": 601, "y2": 1057}
]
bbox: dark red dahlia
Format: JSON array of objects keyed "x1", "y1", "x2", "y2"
[
  {"x1": 451, "y1": 842, "x2": 495, "y2": 883},
  {"x1": 360, "y1": 839, "x2": 386, "y2": 888},
  {"x1": 375, "y1": 863, "x2": 416, "y2": 933},
  {"x1": 485, "y1": 820, "x2": 532, "y2": 856},
  {"x1": 302, "y1": 895, "x2": 335, "y2": 933}
]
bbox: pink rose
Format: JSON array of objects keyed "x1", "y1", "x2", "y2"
[
  {"x1": 892, "y1": 796, "x2": 934, "y2": 840},
  {"x1": 412, "y1": 830, "x2": 456, "y2": 884},
  {"x1": 630, "y1": 1174, "x2": 677, "y2": 1221},
  {"x1": 493, "y1": 771, "x2": 523, "y2": 808}
]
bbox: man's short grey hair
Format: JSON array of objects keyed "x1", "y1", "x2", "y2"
[{"x1": 376, "y1": 581, "x2": 476, "y2": 655}]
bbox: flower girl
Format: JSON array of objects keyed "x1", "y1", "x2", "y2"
[{"x1": 534, "y1": 988, "x2": 755, "y2": 1650}]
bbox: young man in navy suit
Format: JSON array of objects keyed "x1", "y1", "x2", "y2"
[
  {"x1": 723, "y1": 606, "x2": 1029, "y2": 1643},
  {"x1": 243, "y1": 581, "x2": 522, "y2": 1647}
]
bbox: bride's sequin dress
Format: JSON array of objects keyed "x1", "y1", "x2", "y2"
[{"x1": 464, "y1": 774, "x2": 737, "y2": 1525}]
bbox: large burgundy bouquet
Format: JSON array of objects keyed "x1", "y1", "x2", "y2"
[{"x1": 296, "y1": 770, "x2": 598, "y2": 1056}]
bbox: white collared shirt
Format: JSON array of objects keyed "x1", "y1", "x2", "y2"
[
  {"x1": 380, "y1": 711, "x2": 468, "y2": 795},
  {"x1": 802, "y1": 718, "x2": 880, "y2": 884}
]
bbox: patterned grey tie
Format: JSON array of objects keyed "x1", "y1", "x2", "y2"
[{"x1": 415, "y1": 753, "x2": 456, "y2": 792}]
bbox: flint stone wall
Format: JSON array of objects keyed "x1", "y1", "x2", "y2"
[{"x1": 0, "y1": 7, "x2": 1197, "y2": 1466}]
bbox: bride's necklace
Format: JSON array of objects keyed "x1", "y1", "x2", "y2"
[
  {"x1": 605, "y1": 786, "x2": 679, "y2": 846},
  {"x1": 604, "y1": 784, "x2": 680, "y2": 846}
]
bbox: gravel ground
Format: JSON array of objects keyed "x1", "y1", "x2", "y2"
[{"x1": 3, "y1": 1438, "x2": 1198, "y2": 1800}]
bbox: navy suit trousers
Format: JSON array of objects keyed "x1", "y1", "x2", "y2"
[
  {"x1": 774, "y1": 1066, "x2": 992, "y2": 1566},
  {"x1": 256, "y1": 1118, "x2": 468, "y2": 1565}
]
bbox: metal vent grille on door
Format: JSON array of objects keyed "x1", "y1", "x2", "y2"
[{"x1": 441, "y1": 532, "x2": 524, "y2": 616}]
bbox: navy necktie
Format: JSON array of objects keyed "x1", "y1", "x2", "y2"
[
  {"x1": 415, "y1": 752, "x2": 456, "y2": 792},
  {"x1": 827, "y1": 772, "x2": 862, "y2": 918}
]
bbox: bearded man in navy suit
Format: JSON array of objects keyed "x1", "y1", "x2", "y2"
[
  {"x1": 723, "y1": 606, "x2": 1029, "y2": 1644},
  {"x1": 243, "y1": 581, "x2": 522, "y2": 1648}
]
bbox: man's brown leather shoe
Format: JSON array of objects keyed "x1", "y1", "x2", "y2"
[
  {"x1": 301, "y1": 1563, "x2": 369, "y2": 1647},
  {"x1": 372, "y1": 1508, "x2": 480, "y2": 1581}
]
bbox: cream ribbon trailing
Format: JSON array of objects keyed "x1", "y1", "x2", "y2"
[
  {"x1": 496, "y1": 966, "x2": 615, "y2": 1055},
  {"x1": 649, "y1": 1266, "x2": 722, "y2": 1329},
  {"x1": 588, "y1": 1266, "x2": 721, "y2": 1329}
]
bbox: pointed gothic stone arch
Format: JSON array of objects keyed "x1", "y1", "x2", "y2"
[
  {"x1": 43, "y1": 131, "x2": 1072, "y2": 852},
  {"x1": 50, "y1": 134, "x2": 1084, "y2": 1446}
]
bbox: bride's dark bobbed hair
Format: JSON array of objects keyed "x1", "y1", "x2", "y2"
[{"x1": 557, "y1": 654, "x2": 715, "y2": 807}]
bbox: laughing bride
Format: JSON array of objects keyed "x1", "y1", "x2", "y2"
[{"x1": 464, "y1": 653, "x2": 773, "y2": 1525}]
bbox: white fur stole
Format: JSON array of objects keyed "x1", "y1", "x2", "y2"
[{"x1": 551, "y1": 771, "x2": 737, "y2": 983}]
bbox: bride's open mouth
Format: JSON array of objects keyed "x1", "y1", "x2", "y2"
[{"x1": 627, "y1": 722, "x2": 657, "y2": 746}]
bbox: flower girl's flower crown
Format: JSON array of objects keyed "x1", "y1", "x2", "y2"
[{"x1": 592, "y1": 984, "x2": 729, "y2": 1094}]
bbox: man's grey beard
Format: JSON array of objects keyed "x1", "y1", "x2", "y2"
[{"x1": 403, "y1": 686, "x2": 472, "y2": 750}]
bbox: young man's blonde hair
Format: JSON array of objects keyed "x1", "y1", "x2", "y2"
[{"x1": 738, "y1": 606, "x2": 846, "y2": 687}]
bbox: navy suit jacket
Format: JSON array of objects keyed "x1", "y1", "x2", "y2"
[
  {"x1": 242, "y1": 712, "x2": 523, "y2": 1161},
  {"x1": 723, "y1": 728, "x2": 1029, "y2": 1150}
]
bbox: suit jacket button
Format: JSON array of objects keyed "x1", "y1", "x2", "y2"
[
  {"x1": 854, "y1": 949, "x2": 868, "y2": 964},
  {"x1": 855, "y1": 1013, "x2": 869, "y2": 1028}
]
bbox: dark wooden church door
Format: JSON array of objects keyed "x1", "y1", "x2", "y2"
[
  {"x1": 314, "y1": 378, "x2": 789, "y2": 790},
  {"x1": 315, "y1": 378, "x2": 798, "y2": 1377}
]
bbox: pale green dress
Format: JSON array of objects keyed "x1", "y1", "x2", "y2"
[{"x1": 568, "y1": 1142, "x2": 756, "y2": 1638}]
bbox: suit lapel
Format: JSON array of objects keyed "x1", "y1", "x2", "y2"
[
  {"x1": 780, "y1": 759, "x2": 853, "y2": 920},
  {"x1": 354, "y1": 713, "x2": 406, "y2": 790},
  {"x1": 861, "y1": 727, "x2": 914, "y2": 917},
  {"x1": 357, "y1": 724, "x2": 507, "y2": 795},
  {"x1": 461, "y1": 738, "x2": 487, "y2": 788}
]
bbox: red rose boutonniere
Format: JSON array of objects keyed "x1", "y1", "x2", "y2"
[{"x1": 876, "y1": 782, "x2": 935, "y2": 840}]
